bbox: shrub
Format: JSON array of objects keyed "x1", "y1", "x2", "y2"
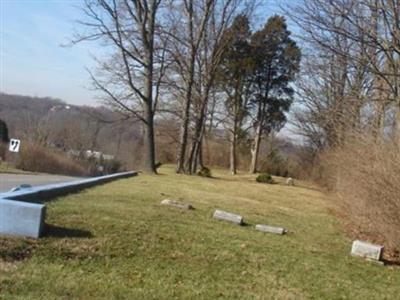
[
  {"x1": 197, "y1": 166, "x2": 212, "y2": 178},
  {"x1": 0, "y1": 143, "x2": 6, "y2": 160},
  {"x1": 316, "y1": 135, "x2": 400, "y2": 256},
  {"x1": 256, "y1": 173, "x2": 274, "y2": 184},
  {"x1": 16, "y1": 143, "x2": 88, "y2": 176}
]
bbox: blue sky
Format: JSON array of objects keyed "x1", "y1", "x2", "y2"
[
  {"x1": 0, "y1": 0, "x2": 291, "y2": 106},
  {"x1": 1, "y1": 0, "x2": 100, "y2": 105}
]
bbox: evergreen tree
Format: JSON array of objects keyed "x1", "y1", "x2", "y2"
[
  {"x1": 248, "y1": 16, "x2": 301, "y2": 173},
  {"x1": 218, "y1": 14, "x2": 253, "y2": 174},
  {"x1": 0, "y1": 119, "x2": 9, "y2": 143}
]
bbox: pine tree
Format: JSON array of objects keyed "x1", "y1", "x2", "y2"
[
  {"x1": 248, "y1": 16, "x2": 301, "y2": 173},
  {"x1": 218, "y1": 14, "x2": 253, "y2": 175}
]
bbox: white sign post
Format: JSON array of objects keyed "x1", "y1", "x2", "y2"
[{"x1": 9, "y1": 139, "x2": 21, "y2": 153}]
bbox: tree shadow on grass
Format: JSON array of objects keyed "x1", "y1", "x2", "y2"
[{"x1": 44, "y1": 224, "x2": 93, "y2": 238}]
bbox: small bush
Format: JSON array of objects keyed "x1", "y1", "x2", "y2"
[
  {"x1": 256, "y1": 173, "x2": 274, "y2": 184},
  {"x1": 197, "y1": 166, "x2": 212, "y2": 178}
]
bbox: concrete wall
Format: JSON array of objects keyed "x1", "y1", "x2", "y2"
[
  {"x1": 0, "y1": 199, "x2": 46, "y2": 238},
  {"x1": 0, "y1": 171, "x2": 137, "y2": 238}
]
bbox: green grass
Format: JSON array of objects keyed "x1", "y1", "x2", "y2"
[
  {"x1": 0, "y1": 161, "x2": 30, "y2": 174},
  {"x1": 0, "y1": 165, "x2": 399, "y2": 299}
]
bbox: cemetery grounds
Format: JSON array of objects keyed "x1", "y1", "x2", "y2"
[{"x1": 0, "y1": 165, "x2": 399, "y2": 299}]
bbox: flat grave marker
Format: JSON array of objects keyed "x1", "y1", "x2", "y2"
[
  {"x1": 161, "y1": 199, "x2": 194, "y2": 210},
  {"x1": 213, "y1": 209, "x2": 243, "y2": 225},
  {"x1": 351, "y1": 240, "x2": 383, "y2": 263},
  {"x1": 255, "y1": 224, "x2": 286, "y2": 235}
]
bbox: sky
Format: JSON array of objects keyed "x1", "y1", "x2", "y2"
[
  {"x1": 1, "y1": 0, "x2": 101, "y2": 105},
  {"x1": 0, "y1": 0, "x2": 290, "y2": 107}
]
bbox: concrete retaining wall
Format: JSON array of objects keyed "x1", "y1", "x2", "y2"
[
  {"x1": 0, "y1": 199, "x2": 46, "y2": 238},
  {"x1": 0, "y1": 171, "x2": 137, "y2": 238}
]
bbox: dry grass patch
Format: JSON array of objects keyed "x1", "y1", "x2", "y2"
[{"x1": 318, "y1": 136, "x2": 400, "y2": 257}]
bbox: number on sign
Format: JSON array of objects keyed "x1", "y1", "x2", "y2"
[{"x1": 9, "y1": 139, "x2": 21, "y2": 153}]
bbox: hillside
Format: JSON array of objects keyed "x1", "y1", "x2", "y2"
[
  {"x1": 0, "y1": 166, "x2": 398, "y2": 299},
  {"x1": 0, "y1": 93, "x2": 142, "y2": 167}
]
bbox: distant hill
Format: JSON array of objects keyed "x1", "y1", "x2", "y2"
[{"x1": 0, "y1": 92, "x2": 142, "y2": 167}]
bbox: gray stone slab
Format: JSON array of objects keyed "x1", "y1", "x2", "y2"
[
  {"x1": 351, "y1": 240, "x2": 383, "y2": 261},
  {"x1": 213, "y1": 209, "x2": 243, "y2": 225},
  {"x1": 161, "y1": 199, "x2": 194, "y2": 210},
  {"x1": 0, "y1": 199, "x2": 46, "y2": 238},
  {"x1": 255, "y1": 224, "x2": 286, "y2": 235}
]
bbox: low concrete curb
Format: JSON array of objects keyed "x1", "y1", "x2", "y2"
[
  {"x1": 0, "y1": 171, "x2": 137, "y2": 238},
  {"x1": 1, "y1": 171, "x2": 137, "y2": 203}
]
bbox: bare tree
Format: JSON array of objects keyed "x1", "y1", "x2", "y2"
[
  {"x1": 288, "y1": 0, "x2": 400, "y2": 143},
  {"x1": 185, "y1": 0, "x2": 243, "y2": 174},
  {"x1": 74, "y1": 0, "x2": 166, "y2": 173},
  {"x1": 162, "y1": 0, "x2": 214, "y2": 174},
  {"x1": 164, "y1": 0, "x2": 248, "y2": 174}
]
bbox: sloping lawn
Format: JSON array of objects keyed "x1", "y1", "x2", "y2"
[{"x1": 0, "y1": 166, "x2": 399, "y2": 299}]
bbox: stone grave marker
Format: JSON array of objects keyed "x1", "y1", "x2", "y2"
[
  {"x1": 161, "y1": 199, "x2": 194, "y2": 210},
  {"x1": 255, "y1": 224, "x2": 286, "y2": 235},
  {"x1": 286, "y1": 177, "x2": 294, "y2": 186},
  {"x1": 213, "y1": 209, "x2": 243, "y2": 225},
  {"x1": 351, "y1": 240, "x2": 383, "y2": 263}
]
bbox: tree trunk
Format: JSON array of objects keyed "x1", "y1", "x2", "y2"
[
  {"x1": 230, "y1": 101, "x2": 240, "y2": 175},
  {"x1": 187, "y1": 113, "x2": 205, "y2": 174},
  {"x1": 142, "y1": 104, "x2": 156, "y2": 173},
  {"x1": 142, "y1": 41, "x2": 156, "y2": 173},
  {"x1": 198, "y1": 140, "x2": 204, "y2": 169},
  {"x1": 192, "y1": 122, "x2": 206, "y2": 173},
  {"x1": 187, "y1": 112, "x2": 203, "y2": 174},
  {"x1": 189, "y1": 112, "x2": 205, "y2": 173},
  {"x1": 176, "y1": 62, "x2": 195, "y2": 173},
  {"x1": 230, "y1": 130, "x2": 237, "y2": 175},
  {"x1": 187, "y1": 87, "x2": 209, "y2": 173},
  {"x1": 176, "y1": 1, "x2": 196, "y2": 174},
  {"x1": 176, "y1": 99, "x2": 191, "y2": 173},
  {"x1": 140, "y1": 58, "x2": 156, "y2": 173},
  {"x1": 372, "y1": 100, "x2": 385, "y2": 140},
  {"x1": 249, "y1": 123, "x2": 262, "y2": 174}
]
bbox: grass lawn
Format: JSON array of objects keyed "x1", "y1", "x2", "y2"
[{"x1": 0, "y1": 165, "x2": 399, "y2": 299}]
